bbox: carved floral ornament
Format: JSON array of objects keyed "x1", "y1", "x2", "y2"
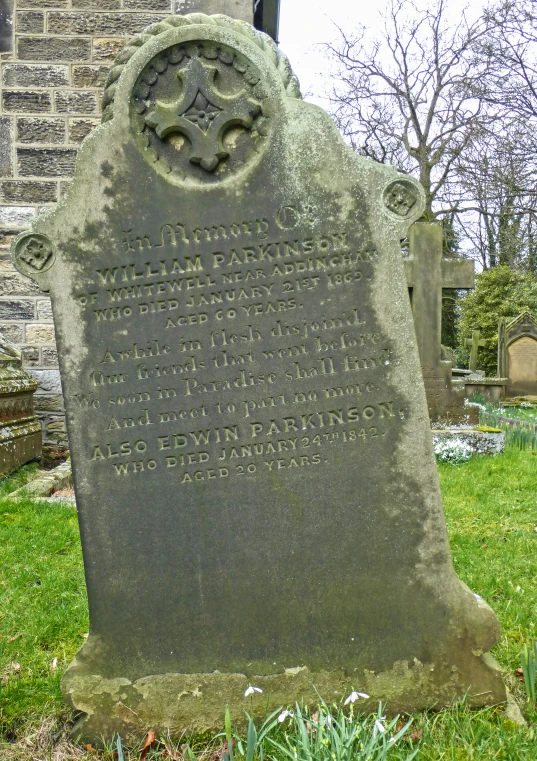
[
  {"x1": 12, "y1": 233, "x2": 55, "y2": 276},
  {"x1": 383, "y1": 179, "x2": 420, "y2": 218},
  {"x1": 130, "y1": 40, "x2": 270, "y2": 184}
]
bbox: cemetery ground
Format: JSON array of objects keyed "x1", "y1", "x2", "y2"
[{"x1": 1, "y1": 450, "x2": 537, "y2": 760}]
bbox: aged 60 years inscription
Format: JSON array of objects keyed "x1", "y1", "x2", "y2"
[{"x1": 12, "y1": 13, "x2": 505, "y2": 745}]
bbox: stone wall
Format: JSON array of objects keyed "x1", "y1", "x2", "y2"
[{"x1": 0, "y1": 0, "x2": 182, "y2": 444}]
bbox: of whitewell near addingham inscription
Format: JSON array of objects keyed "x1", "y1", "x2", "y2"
[{"x1": 11, "y1": 14, "x2": 505, "y2": 743}]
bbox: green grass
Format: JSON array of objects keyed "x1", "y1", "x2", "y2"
[
  {"x1": 0, "y1": 482, "x2": 88, "y2": 736},
  {"x1": 1, "y1": 451, "x2": 537, "y2": 758},
  {"x1": 438, "y1": 447, "x2": 537, "y2": 675}
]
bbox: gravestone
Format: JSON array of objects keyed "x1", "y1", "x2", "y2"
[
  {"x1": 11, "y1": 14, "x2": 505, "y2": 743},
  {"x1": 465, "y1": 329, "x2": 486, "y2": 373},
  {"x1": 0, "y1": 332, "x2": 41, "y2": 475},
  {"x1": 404, "y1": 223, "x2": 474, "y2": 418},
  {"x1": 498, "y1": 312, "x2": 537, "y2": 397}
]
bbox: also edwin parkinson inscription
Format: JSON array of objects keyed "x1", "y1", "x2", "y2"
[{"x1": 12, "y1": 13, "x2": 505, "y2": 744}]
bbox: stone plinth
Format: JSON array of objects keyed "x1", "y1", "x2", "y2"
[
  {"x1": 0, "y1": 334, "x2": 41, "y2": 475},
  {"x1": 464, "y1": 378, "x2": 507, "y2": 404}
]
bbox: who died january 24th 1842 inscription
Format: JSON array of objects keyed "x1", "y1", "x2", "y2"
[{"x1": 12, "y1": 12, "x2": 505, "y2": 744}]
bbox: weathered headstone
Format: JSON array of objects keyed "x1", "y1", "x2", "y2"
[
  {"x1": 498, "y1": 312, "x2": 537, "y2": 397},
  {"x1": 0, "y1": 332, "x2": 41, "y2": 475},
  {"x1": 12, "y1": 14, "x2": 505, "y2": 743},
  {"x1": 465, "y1": 329, "x2": 486, "y2": 373},
  {"x1": 404, "y1": 223, "x2": 474, "y2": 418}
]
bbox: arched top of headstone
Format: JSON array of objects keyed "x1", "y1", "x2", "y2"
[
  {"x1": 101, "y1": 13, "x2": 301, "y2": 125},
  {"x1": 506, "y1": 310, "x2": 537, "y2": 346}
]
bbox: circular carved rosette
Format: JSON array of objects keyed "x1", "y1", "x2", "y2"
[
  {"x1": 12, "y1": 232, "x2": 55, "y2": 277},
  {"x1": 383, "y1": 179, "x2": 420, "y2": 218},
  {"x1": 130, "y1": 41, "x2": 271, "y2": 185}
]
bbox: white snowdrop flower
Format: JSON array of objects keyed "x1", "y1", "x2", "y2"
[
  {"x1": 374, "y1": 718, "x2": 386, "y2": 733},
  {"x1": 278, "y1": 710, "x2": 293, "y2": 722},
  {"x1": 244, "y1": 685, "x2": 263, "y2": 697},
  {"x1": 344, "y1": 690, "x2": 369, "y2": 705},
  {"x1": 50, "y1": 657, "x2": 58, "y2": 670}
]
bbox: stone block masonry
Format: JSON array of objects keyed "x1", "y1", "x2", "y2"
[
  {"x1": 0, "y1": 0, "x2": 254, "y2": 444},
  {"x1": 0, "y1": 0, "x2": 181, "y2": 444}
]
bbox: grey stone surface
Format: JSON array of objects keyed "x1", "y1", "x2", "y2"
[
  {"x1": 0, "y1": 206, "x2": 35, "y2": 227},
  {"x1": 17, "y1": 117, "x2": 66, "y2": 144},
  {"x1": 0, "y1": 118, "x2": 13, "y2": 179},
  {"x1": 72, "y1": 65, "x2": 110, "y2": 88},
  {"x1": 54, "y1": 90, "x2": 98, "y2": 114},
  {"x1": 2, "y1": 63, "x2": 70, "y2": 87},
  {"x1": 32, "y1": 368, "x2": 62, "y2": 393},
  {"x1": 17, "y1": 147, "x2": 77, "y2": 177},
  {"x1": 17, "y1": 35, "x2": 91, "y2": 61},
  {"x1": 0, "y1": 180, "x2": 58, "y2": 204},
  {"x1": 12, "y1": 13, "x2": 505, "y2": 743},
  {"x1": 404, "y1": 223, "x2": 474, "y2": 420},
  {"x1": 0, "y1": 0, "x2": 14, "y2": 53},
  {"x1": 0, "y1": 270, "x2": 42, "y2": 296},
  {"x1": 47, "y1": 11, "x2": 168, "y2": 34},
  {"x1": 69, "y1": 118, "x2": 100, "y2": 144},
  {"x1": 17, "y1": 10, "x2": 45, "y2": 32},
  {"x1": 2, "y1": 90, "x2": 52, "y2": 113},
  {"x1": 0, "y1": 299, "x2": 35, "y2": 319}
]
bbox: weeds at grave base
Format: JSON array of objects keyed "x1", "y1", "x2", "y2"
[{"x1": 0, "y1": 700, "x2": 420, "y2": 761}]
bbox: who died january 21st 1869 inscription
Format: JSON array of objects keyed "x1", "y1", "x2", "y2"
[{"x1": 12, "y1": 13, "x2": 505, "y2": 744}]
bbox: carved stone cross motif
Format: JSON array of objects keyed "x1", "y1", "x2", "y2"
[{"x1": 145, "y1": 57, "x2": 261, "y2": 172}]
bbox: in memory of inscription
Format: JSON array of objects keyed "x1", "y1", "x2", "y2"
[
  {"x1": 76, "y1": 204, "x2": 396, "y2": 484},
  {"x1": 12, "y1": 12, "x2": 505, "y2": 744}
]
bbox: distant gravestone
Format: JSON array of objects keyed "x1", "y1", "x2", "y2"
[
  {"x1": 465, "y1": 329, "x2": 486, "y2": 373},
  {"x1": 404, "y1": 223, "x2": 474, "y2": 418},
  {"x1": 498, "y1": 312, "x2": 537, "y2": 397},
  {"x1": 12, "y1": 14, "x2": 505, "y2": 743},
  {"x1": 0, "y1": 333, "x2": 41, "y2": 475}
]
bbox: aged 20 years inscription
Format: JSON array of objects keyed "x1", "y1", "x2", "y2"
[{"x1": 73, "y1": 203, "x2": 402, "y2": 485}]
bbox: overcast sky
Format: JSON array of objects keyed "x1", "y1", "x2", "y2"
[{"x1": 278, "y1": 0, "x2": 485, "y2": 105}]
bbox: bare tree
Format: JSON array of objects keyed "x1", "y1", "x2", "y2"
[
  {"x1": 326, "y1": 0, "x2": 498, "y2": 219},
  {"x1": 483, "y1": 0, "x2": 537, "y2": 120},
  {"x1": 455, "y1": 123, "x2": 537, "y2": 269}
]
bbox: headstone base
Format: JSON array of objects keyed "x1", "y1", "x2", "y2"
[
  {"x1": 423, "y1": 362, "x2": 469, "y2": 422},
  {"x1": 63, "y1": 650, "x2": 505, "y2": 744}
]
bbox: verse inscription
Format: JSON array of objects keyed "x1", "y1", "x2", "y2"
[{"x1": 72, "y1": 204, "x2": 403, "y2": 484}]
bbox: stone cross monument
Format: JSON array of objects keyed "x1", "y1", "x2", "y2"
[
  {"x1": 404, "y1": 223, "x2": 474, "y2": 418},
  {"x1": 11, "y1": 12, "x2": 504, "y2": 744},
  {"x1": 466, "y1": 329, "x2": 486, "y2": 373}
]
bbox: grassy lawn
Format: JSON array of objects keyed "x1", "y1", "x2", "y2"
[{"x1": 1, "y1": 450, "x2": 537, "y2": 759}]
